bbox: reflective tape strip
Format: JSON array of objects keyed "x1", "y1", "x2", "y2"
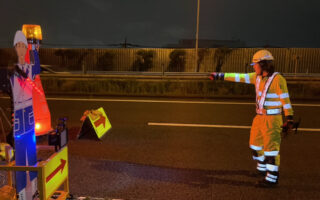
[
  {"x1": 283, "y1": 104, "x2": 292, "y2": 109},
  {"x1": 255, "y1": 77, "x2": 261, "y2": 98},
  {"x1": 245, "y1": 74, "x2": 250, "y2": 84},
  {"x1": 264, "y1": 101, "x2": 282, "y2": 106},
  {"x1": 257, "y1": 108, "x2": 281, "y2": 115},
  {"x1": 235, "y1": 74, "x2": 240, "y2": 82},
  {"x1": 266, "y1": 93, "x2": 279, "y2": 98},
  {"x1": 258, "y1": 72, "x2": 279, "y2": 111},
  {"x1": 266, "y1": 109, "x2": 281, "y2": 115},
  {"x1": 266, "y1": 164, "x2": 279, "y2": 172},
  {"x1": 250, "y1": 145, "x2": 263, "y2": 151},
  {"x1": 257, "y1": 163, "x2": 266, "y2": 168},
  {"x1": 257, "y1": 167, "x2": 267, "y2": 172},
  {"x1": 255, "y1": 76, "x2": 261, "y2": 104},
  {"x1": 265, "y1": 177, "x2": 277, "y2": 183},
  {"x1": 264, "y1": 151, "x2": 279, "y2": 156},
  {"x1": 280, "y1": 93, "x2": 289, "y2": 99},
  {"x1": 253, "y1": 155, "x2": 265, "y2": 162},
  {"x1": 267, "y1": 173, "x2": 278, "y2": 179}
]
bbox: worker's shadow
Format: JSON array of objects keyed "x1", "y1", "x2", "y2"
[{"x1": 90, "y1": 160, "x2": 257, "y2": 188}]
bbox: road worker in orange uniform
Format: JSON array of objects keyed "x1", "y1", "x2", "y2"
[{"x1": 210, "y1": 50, "x2": 294, "y2": 187}]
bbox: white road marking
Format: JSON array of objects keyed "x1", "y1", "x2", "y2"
[
  {"x1": 148, "y1": 122, "x2": 251, "y2": 129},
  {"x1": 1, "y1": 96, "x2": 319, "y2": 107},
  {"x1": 148, "y1": 122, "x2": 320, "y2": 132}
]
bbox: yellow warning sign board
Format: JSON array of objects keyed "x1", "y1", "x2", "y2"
[
  {"x1": 44, "y1": 147, "x2": 68, "y2": 200},
  {"x1": 88, "y1": 107, "x2": 112, "y2": 139}
]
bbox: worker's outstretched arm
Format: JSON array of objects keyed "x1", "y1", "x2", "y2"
[{"x1": 210, "y1": 72, "x2": 256, "y2": 84}]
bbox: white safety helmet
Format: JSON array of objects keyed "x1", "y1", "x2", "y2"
[
  {"x1": 13, "y1": 30, "x2": 28, "y2": 47},
  {"x1": 250, "y1": 50, "x2": 274, "y2": 66}
]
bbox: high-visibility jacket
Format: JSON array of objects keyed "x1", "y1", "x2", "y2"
[{"x1": 224, "y1": 72, "x2": 293, "y2": 116}]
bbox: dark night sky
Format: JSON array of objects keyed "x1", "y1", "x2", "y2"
[{"x1": 0, "y1": 0, "x2": 319, "y2": 48}]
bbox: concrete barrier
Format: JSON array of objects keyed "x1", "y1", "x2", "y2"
[{"x1": 40, "y1": 74, "x2": 320, "y2": 100}]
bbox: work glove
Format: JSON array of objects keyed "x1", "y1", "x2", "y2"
[
  {"x1": 209, "y1": 72, "x2": 224, "y2": 81},
  {"x1": 282, "y1": 115, "x2": 295, "y2": 137}
]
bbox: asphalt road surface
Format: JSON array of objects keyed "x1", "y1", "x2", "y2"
[{"x1": 1, "y1": 96, "x2": 320, "y2": 200}]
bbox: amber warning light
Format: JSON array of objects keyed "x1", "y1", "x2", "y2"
[{"x1": 22, "y1": 24, "x2": 42, "y2": 43}]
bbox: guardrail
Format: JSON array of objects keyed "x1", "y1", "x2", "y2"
[{"x1": 39, "y1": 71, "x2": 320, "y2": 82}]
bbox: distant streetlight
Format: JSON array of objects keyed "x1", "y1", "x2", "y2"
[{"x1": 195, "y1": 0, "x2": 200, "y2": 72}]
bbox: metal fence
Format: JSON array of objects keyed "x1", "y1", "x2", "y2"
[{"x1": 1, "y1": 48, "x2": 319, "y2": 73}]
